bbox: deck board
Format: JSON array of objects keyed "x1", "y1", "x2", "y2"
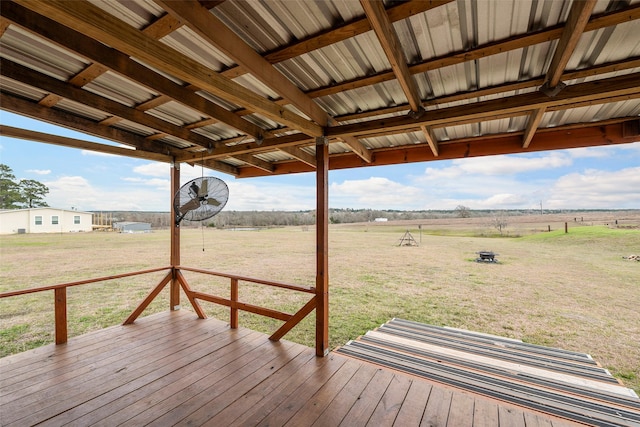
[{"x1": 0, "y1": 310, "x2": 586, "y2": 426}]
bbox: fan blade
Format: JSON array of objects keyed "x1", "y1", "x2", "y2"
[
  {"x1": 198, "y1": 179, "x2": 208, "y2": 197},
  {"x1": 205, "y1": 197, "x2": 221, "y2": 206},
  {"x1": 178, "y1": 197, "x2": 200, "y2": 214}
]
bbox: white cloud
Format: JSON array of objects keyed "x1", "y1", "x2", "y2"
[
  {"x1": 132, "y1": 162, "x2": 169, "y2": 177},
  {"x1": 330, "y1": 177, "x2": 424, "y2": 209},
  {"x1": 545, "y1": 167, "x2": 640, "y2": 209},
  {"x1": 225, "y1": 181, "x2": 315, "y2": 211},
  {"x1": 453, "y1": 152, "x2": 572, "y2": 176},
  {"x1": 26, "y1": 169, "x2": 51, "y2": 175}
]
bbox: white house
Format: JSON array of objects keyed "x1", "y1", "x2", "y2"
[{"x1": 0, "y1": 208, "x2": 93, "y2": 234}]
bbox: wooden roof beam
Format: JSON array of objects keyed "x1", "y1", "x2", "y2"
[
  {"x1": 12, "y1": 0, "x2": 322, "y2": 137},
  {"x1": 278, "y1": 147, "x2": 317, "y2": 168},
  {"x1": 191, "y1": 77, "x2": 640, "y2": 164},
  {"x1": 420, "y1": 125, "x2": 438, "y2": 157},
  {"x1": 236, "y1": 119, "x2": 639, "y2": 178},
  {"x1": 156, "y1": 0, "x2": 332, "y2": 128},
  {"x1": 0, "y1": 58, "x2": 219, "y2": 150},
  {"x1": 339, "y1": 135, "x2": 372, "y2": 163},
  {"x1": 185, "y1": 73, "x2": 640, "y2": 164},
  {"x1": 1, "y1": 2, "x2": 267, "y2": 140},
  {"x1": 231, "y1": 154, "x2": 275, "y2": 173},
  {"x1": 544, "y1": 0, "x2": 597, "y2": 91},
  {"x1": 335, "y1": 56, "x2": 640, "y2": 123},
  {"x1": 526, "y1": 0, "x2": 596, "y2": 148},
  {"x1": 305, "y1": 4, "x2": 640, "y2": 100},
  {"x1": 359, "y1": 0, "x2": 423, "y2": 113},
  {"x1": 0, "y1": 125, "x2": 172, "y2": 163},
  {"x1": 326, "y1": 72, "x2": 640, "y2": 138},
  {"x1": 220, "y1": 0, "x2": 453, "y2": 79},
  {"x1": 522, "y1": 108, "x2": 547, "y2": 149},
  {"x1": 0, "y1": 92, "x2": 183, "y2": 158}
]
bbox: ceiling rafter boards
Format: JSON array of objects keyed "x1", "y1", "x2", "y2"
[
  {"x1": 1, "y1": 1, "x2": 268, "y2": 140},
  {"x1": 11, "y1": 0, "x2": 322, "y2": 137}
]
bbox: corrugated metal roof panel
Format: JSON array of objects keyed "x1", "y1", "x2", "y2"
[
  {"x1": 88, "y1": 0, "x2": 161, "y2": 29},
  {"x1": 83, "y1": 71, "x2": 155, "y2": 107},
  {"x1": 54, "y1": 99, "x2": 110, "y2": 123},
  {"x1": 1, "y1": 26, "x2": 87, "y2": 81},
  {"x1": 147, "y1": 100, "x2": 206, "y2": 126},
  {"x1": 0, "y1": 76, "x2": 44, "y2": 102},
  {"x1": 192, "y1": 123, "x2": 240, "y2": 142},
  {"x1": 161, "y1": 26, "x2": 233, "y2": 71},
  {"x1": 254, "y1": 150, "x2": 291, "y2": 163}
]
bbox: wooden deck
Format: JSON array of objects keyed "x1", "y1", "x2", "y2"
[{"x1": 1, "y1": 310, "x2": 583, "y2": 426}]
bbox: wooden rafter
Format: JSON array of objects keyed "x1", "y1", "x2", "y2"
[
  {"x1": 278, "y1": 146, "x2": 317, "y2": 168},
  {"x1": 360, "y1": 0, "x2": 422, "y2": 112},
  {"x1": 522, "y1": 108, "x2": 547, "y2": 149},
  {"x1": 304, "y1": 4, "x2": 640, "y2": 100},
  {"x1": 335, "y1": 57, "x2": 640, "y2": 123},
  {"x1": 231, "y1": 154, "x2": 275, "y2": 173},
  {"x1": 220, "y1": 0, "x2": 454, "y2": 79},
  {"x1": 326, "y1": 73, "x2": 640, "y2": 139},
  {"x1": 236, "y1": 118, "x2": 639, "y2": 178},
  {"x1": 182, "y1": 71, "x2": 639, "y2": 163},
  {"x1": 0, "y1": 125, "x2": 172, "y2": 162},
  {"x1": 12, "y1": 0, "x2": 322, "y2": 137},
  {"x1": 421, "y1": 125, "x2": 438, "y2": 157},
  {"x1": 0, "y1": 92, "x2": 174, "y2": 155},
  {"x1": 545, "y1": 0, "x2": 597, "y2": 90},
  {"x1": 0, "y1": 58, "x2": 219, "y2": 150},
  {"x1": 525, "y1": 0, "x2": 596, "y2": 148},
  {"x1": 156, "y1": 0, "x2": 332, "y2": 128},
  {"x1": 1, "y1": 2, "x2": 267, "y2": 140},
  {"x1": 339, "y1": 135, "x2": 373, "y2": 163}
]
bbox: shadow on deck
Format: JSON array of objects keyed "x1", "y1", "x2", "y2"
[{"x1": 0, "y1": 310, "x2": 607, "y2": 426}]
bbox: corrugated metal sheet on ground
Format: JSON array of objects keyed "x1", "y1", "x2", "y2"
[{"x1": 336, "y1": 318, "x2": 640, "y2": 427}]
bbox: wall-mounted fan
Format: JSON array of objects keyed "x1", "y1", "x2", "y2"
[{"x1": 174, "y1": 177, "x2": 228, "y2": 226}]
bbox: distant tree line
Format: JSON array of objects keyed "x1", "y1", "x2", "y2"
[
  {"x1": 0, "y1": 164, "x2": 49, "y2": 209},
  {"x1": 105, "y1": 207, "x2": 566, "y2": 229}
]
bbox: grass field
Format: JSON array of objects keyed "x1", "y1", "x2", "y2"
[{"x1": 1, "y1": 211, "x2": 639, "y2": 394}]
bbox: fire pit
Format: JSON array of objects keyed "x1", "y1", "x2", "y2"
[{"x1": 476, "y1": 251, "x2": 498, "y2": 263}]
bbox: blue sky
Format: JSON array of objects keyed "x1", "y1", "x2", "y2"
[{"x1": 1, "y1": 112, "x2": 639, "y2": 212}]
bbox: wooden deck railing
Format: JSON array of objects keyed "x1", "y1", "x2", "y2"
[
  {"x1": 0, "y1": 267, "x2": 172, "y2": 345},
  {"x1": 0, "y1": 266, "x2": 316, "y2": 346},
  {"x1": 172, "y1": 266, "x2": 317, "y2": 341}
]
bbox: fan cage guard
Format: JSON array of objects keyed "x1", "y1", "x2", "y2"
[{"x1": 173, "y1": 177, "x2": 229, "y2": 225}]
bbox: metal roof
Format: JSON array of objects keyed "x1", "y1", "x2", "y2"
[{"x1": 1, "y1": 0, "x2": 639, "y2": 177}]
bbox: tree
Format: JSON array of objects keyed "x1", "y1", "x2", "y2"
[
  {"x1": 491, "y1": 213, "x2": 508, "y2": 235},
  {"x1": 19, "y1": 179, "x2": 49, "y2": 208},
  {"x1": 0, "y1": 164, "x2": 49, "y2": 209},
  {"x1": 455, "y1": 205, "x2": 471, "y2": 218},
  {"x1": 0, "y1": 164, "x2": 21, "y2": 209}
]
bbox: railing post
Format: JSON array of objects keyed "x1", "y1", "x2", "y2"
[
  {"x1": 230, "y1": 278, "x2": 238, "y2": 328},
  {"x1": 54, "y1": 287, "x2": 67, "y2": 344}
]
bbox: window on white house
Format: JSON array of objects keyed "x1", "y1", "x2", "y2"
[
  {"x1": 35, "y1": 216, "x2": 42, "y2": 225},
  {"x1": 74, "y1": 216, "x2": 80, "y2": 224},
  {"x1": 51, "y1": 216, "x2": 59, "y2": 225}
]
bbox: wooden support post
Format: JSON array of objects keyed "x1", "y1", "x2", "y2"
[
  {"x1": 230, "y1": 278, "x2": 239, "y2": 329},
  {"x1": 170, "y1": 161, "x2": 181, "y2": 310},
  {"x1": 54, "y1": 287, "x2": 67, "y2": 344},
  {"x1": 315, "y1": 136, "x2": 329, "y2": 357}
]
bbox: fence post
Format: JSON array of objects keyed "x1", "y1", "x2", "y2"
[
  {"x1": 54, "y1": 287, "x2": 67, "y2": 344},
  {"x1": 230, "y1": 278, "x2": 238, "y2": 329}
]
